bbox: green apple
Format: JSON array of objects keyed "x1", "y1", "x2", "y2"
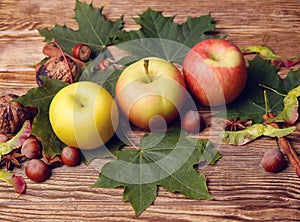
[
  {"x1": 115, "y1": 57, "x2": 186, "y2": 130},
  {"x1": 49, "y1": 81, "x2": 119, "y2": 150}
]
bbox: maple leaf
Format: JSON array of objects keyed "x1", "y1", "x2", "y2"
[
  {"x1": 79, "y1": 64, "x2": 122, "y2": 98},
  {"x1": 38, "y1": 0, "x2": 124, "y2": 58},
  {"x1": 114, "y1": 8, "x2": 223, "y2": 64},
  {"x1": 15, "y1": 77, "x2": 68, "y2": 156},
  {"x1": 93, "y1": 127, "x2": 221, "y2": 216},
  {"x1": 223, "y1": 56, "x2": 300, "y2": 123}
]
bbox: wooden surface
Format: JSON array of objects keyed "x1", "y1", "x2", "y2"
[{"x1": 1, "y1": 0, "x2": 300, "y2": 221}]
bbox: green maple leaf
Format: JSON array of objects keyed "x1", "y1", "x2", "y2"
[
  {"x1": 223, "y1": 56, "x2": 300, "y2": 123},
  {"x1": 81, "y1": 8, "x2": 223, "y2": 95},
  {"x1": 114, "y1": 8, "x2": 222, "y2": 64},
  {"x1": 38, "y1": 0, "x2": 124, "y2": 57},
  {"x1": 93, "y1": 127, "x2": 221, "y2": 216},
  {"x1": 79, "y1": 63, "x2": 122, "y2": 98},
  {"x1": 15, "y1": 77, "x2": 68, "y2": 156}
]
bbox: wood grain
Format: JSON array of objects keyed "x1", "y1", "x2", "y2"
[{"x1": 1, "y1": 0, "x2": 300, "y2": 221}]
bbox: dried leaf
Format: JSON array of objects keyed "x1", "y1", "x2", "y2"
[
  {"x1": 221, "y1": 124, "x2": 295, "y2": 146},
  {"x1": 267, "y1": 84, "x2": 300, "y2": 124},
  {"x1": 0, "y1": 169, "x2": 26, "y2": 194},
  {"x1": 0, "y1": 120, "x2": 31, "y2": 158}
]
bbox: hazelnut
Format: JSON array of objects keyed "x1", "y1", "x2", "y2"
[
  {"x1": 261, "y1": 148, "x2": 287, "y2": 173},
  {"x1": 182, "y1": 110, "x2": 205, "y2": 133},
  {"x1": 72, "y1": 43, "x2": 91, "y2": 61},
  {"x1": 21, "y1": 136, "x2": 41, "y2": 159},
  {"x1": 61, "y1": 146, "x2": 81, "y2": 167},
  {"x1": 25, "y1": 159, "x2": 51, "y2": 182},
  {"x1": 0, "y1": 133, "x2": 9, "y2": 143}
]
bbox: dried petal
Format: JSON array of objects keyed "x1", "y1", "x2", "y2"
[
  {"x1": 11, "y1": 175, "x2": 26, "y2": 194},
  {"x1": 0, "y1": 169, "x2": 26, "y2": 194}
]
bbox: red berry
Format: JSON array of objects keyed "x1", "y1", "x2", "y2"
[
  {"x1": 61, "y1": 146, "x2": 81, "y2": 167},
  {"x1": 25, "y1": 159, "x2": 51, "y2": 182},
  {"x1": 261, "y1": 148, "x2": 286, "y2": 173}
]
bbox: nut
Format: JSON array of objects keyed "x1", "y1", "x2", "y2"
[
  {"x1": 0, "y1": 94, "x2": 30, "y2": 135},
  {"x1": 21, "y1": 136, "x2": 42, "y2": 159},
  {"x1": 182, "y1": 110, "x2": 205, "y2": 133},
  {"x1": 36, "y1": 56, "x2": 78, "y2": 86},
  {"x1": 72, "y1": 43, "x2": 91, "y2": 61},
  {"x1": 61, "y1": 146, "x2": 81, "y2": 166},
  {"x1": 25, "y1": 159, "x2": 51, "y2": 182},
  {"x1": 261, "y1": 148, "x2": 286, "y2": 173}
]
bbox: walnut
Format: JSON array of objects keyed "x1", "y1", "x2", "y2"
[
  {"x1": 36, "y1": 56, "x2": 79, "y2": 86},
  {"x1": 0, "y1": 94, "x2": 30, "y2": 135}
]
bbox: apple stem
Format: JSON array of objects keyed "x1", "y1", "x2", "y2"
[{"x1": 143, "y1": 59, "x2": 152, "y2": 83}]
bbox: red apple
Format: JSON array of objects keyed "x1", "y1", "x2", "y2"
[{"x1": 182, "y1": 39, "x2": 247, "y2": 106}]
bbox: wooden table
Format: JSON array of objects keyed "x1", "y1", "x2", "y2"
[{"x1": 1, "y1": 0, "x2": 300, "y2": 221}]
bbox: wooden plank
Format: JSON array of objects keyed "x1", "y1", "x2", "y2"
[{"x1": 0, "y1": 0, "x2": 300, "y2": 221}]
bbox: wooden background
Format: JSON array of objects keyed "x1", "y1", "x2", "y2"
[{"x1": 1, "y1": 0, "x2": 300, "y2": 221}]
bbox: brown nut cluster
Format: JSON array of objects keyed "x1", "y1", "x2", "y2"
[{"x1": 0, "y1": 133, "x2": 82, "y2": 183}]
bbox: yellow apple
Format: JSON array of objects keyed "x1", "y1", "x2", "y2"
[
  {"x1": 49, "y1": 81, "x2": 119, "y2": 150},
  {"x1": 115, "y1": 57, "x2": 186, "y2": 130}
]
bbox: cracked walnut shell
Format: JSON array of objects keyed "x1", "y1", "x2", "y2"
[
  {"x1": 36, "y1": 56, "x2": 79, "y2": 86},
  {"x1": 0, "y1": 94, "x2": 30, "y2": 135}
]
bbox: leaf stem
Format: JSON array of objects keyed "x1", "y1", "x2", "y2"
[
  {"x1": 258, "y1": 83, "x2": 286, "y2": 97},
  {"x1": 52, "y1": 39, "x2": 74, "y2": 84},
  {"x1": 263, "y1": 90, "x2": 270, "y2": 114}
]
